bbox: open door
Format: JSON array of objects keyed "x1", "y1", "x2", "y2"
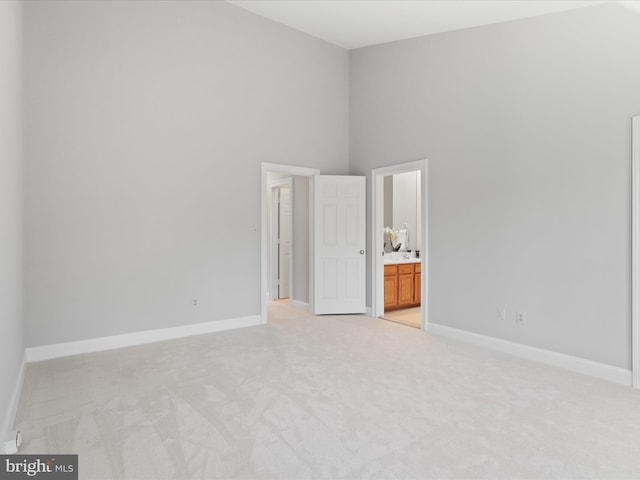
[{"x1": 311, "y1": 175, "x2": 366, "y2": 315}]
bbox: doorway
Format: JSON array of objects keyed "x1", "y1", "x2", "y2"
[
  {"x1": 270, "y1": 179, "x2": 292, "y2": 301},
  {"x1": 261, "y1": 163, "x2": 319, "y2": 324},
  {"x1": 371, "y1": 160, "x2": 428, "y2": 330},
  {"x1": 380, "y1": 170, "x2": 422, "y2": 328}
]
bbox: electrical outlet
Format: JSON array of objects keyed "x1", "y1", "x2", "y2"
[
  {"x1": 193, "y1": 299, "x2": 198, "y2": 307},
  {"x1": 497, "y1": 307, "x2": 506, "y2": 321},
  {"x1": 516, "y1": 311, "x2": 527, "y2": 325}
]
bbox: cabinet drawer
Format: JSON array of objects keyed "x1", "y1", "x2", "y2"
[
  {"x1": 384, "y1": 265, "x2": 398, "y2": 276},
  {"x1": 415, "y1": 263, "x2": 421, "y2": 273},
  {"x1": 398, "y1": 264, "x2": 414, "y2": 275}
]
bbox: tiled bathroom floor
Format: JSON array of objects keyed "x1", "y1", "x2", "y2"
[{"x1": 382, "y1": 306, "x2": 421, "y2": 328}]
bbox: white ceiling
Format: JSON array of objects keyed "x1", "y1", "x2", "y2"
[{"x1": 226, "y1": 0, "x2": 614, "y2": 49}]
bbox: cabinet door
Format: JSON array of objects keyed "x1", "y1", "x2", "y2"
[
  {"x1": 414, "y1": 270, "x2": 421, "y2": 304},
  {"x1": 398, "y1": 264, "x2": 414, "y2": 275},
  {"x1": 384, "y1": 275, "x2": 398, "y2": 308},
  {"x1": 384, "y1": 265, "x2": 398, "y2": 276},
  {"x1": 398, "y1": 274, "x2": 414, "y2": 306}
]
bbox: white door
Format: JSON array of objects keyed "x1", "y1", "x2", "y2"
[
  {"x1": 278, "y1": 186, "x2": 291, "y2": 298},
  {"x1": 312, "y1": 175, "x2": 366, "y2": 314}
]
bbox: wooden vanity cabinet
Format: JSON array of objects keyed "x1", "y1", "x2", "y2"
[{"x1": 384, "y1": 262, "x2": 421, "y2": 311}]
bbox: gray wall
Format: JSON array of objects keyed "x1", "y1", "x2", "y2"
[
  {"x1": 350, "y1": 4, "x2": 640, "y2": 368},
  {"x1": 0, "y1": 0, "x2": 23, "y2": 436},
  {"x1": 24, "y1": 0, "x2": 348, "y2": 347},
  {"x1": 292, "y1": 175, "x2": 309, "y2": 304},
  {"x1": 20, "y1": 0, "x2": 640, "y2": 372}
]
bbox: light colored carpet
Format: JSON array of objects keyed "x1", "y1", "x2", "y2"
[{"x1": 14, "y1": 303, "x2": 640, "y2": 479}]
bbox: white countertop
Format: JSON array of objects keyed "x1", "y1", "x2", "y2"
[{"x1": 383, "y1": 256, "x2": 421, "y2": 265}]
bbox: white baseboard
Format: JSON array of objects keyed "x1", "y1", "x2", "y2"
[
  {"x1": 1, "y1": 351, "x2": 26, "y2": 443},
  {"x1": 26, "y1": 315, "x2": 262, "y2": 363},
  {"x1": 428, "y1": 323, "x2": 633, "y2": 387},
  {"x1": 366, "y1": 306, "x2": 373, "y2": 317},
  {"x1": 289, "y1": 300, "x2": 309, "y2": 312}
]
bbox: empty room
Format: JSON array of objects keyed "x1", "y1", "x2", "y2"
[{"x1": 2, "y1": 0, "x2": 640, "y2": 478}]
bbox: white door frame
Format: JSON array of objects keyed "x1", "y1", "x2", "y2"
[
  {"x1": 269, "y1": 179, "x2": 292, "y2": 300},
  {"x1": 371, "y1": 159, "x2": 428, "y2": 330},
  {"x1": 261, "y1": 162, "x2": 319, "y2": 324},
  {"x1": 632, "y1": 116, "x2": 640, "y2": 388}
]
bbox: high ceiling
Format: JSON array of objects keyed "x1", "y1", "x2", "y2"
[{"x1": 226, "y1": 0, "x2": 614, "y2": 49}]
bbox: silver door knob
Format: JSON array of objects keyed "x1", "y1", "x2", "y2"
[{"x1": 360, "y1": 250, "x2": 365, "y2": 254}]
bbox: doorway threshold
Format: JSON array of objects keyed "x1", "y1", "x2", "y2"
[{"x1": 380, "y1": 308, "x2": 421, "y2": 329}]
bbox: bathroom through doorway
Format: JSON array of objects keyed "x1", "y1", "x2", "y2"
[
  {"x1": 381, "y1": 171, "x2": 422, "y2": 328},
  {"x1": 371, "y1": 160, "x2": 428, "y2": 331}
]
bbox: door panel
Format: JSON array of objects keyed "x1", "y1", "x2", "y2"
[
  {"x1": 384, "y1": 275, "x2": 397, "y2": 308},
  {"x1": 313, "y1": 175, "x2": 366, "y2": 314},
  {"x1": 398, "y1": 274, "x2": 414, "y2": 306}
]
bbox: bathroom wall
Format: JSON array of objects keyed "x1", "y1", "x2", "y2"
[
  {"x1": 24, "y1": 0, "x2": 349, "y2": 347},
  {"x1": 392, "y1": 171, "x2": 421, "y2": 251},
  {"x1": 383, "y1": 175, "x2": 393, "y2": 253},
  {"x1": 383, "y1": 171, "x2": 422, "y2": 252},
  {"x1": 383, "y1": 175, "x2": 393, "y2": 231},
  {"x1": 350, "y1": 3, "x2": 640, "y2": 368},
  {"x1": 0, "y1": 0, "x2": 24, "y2": 438}
]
